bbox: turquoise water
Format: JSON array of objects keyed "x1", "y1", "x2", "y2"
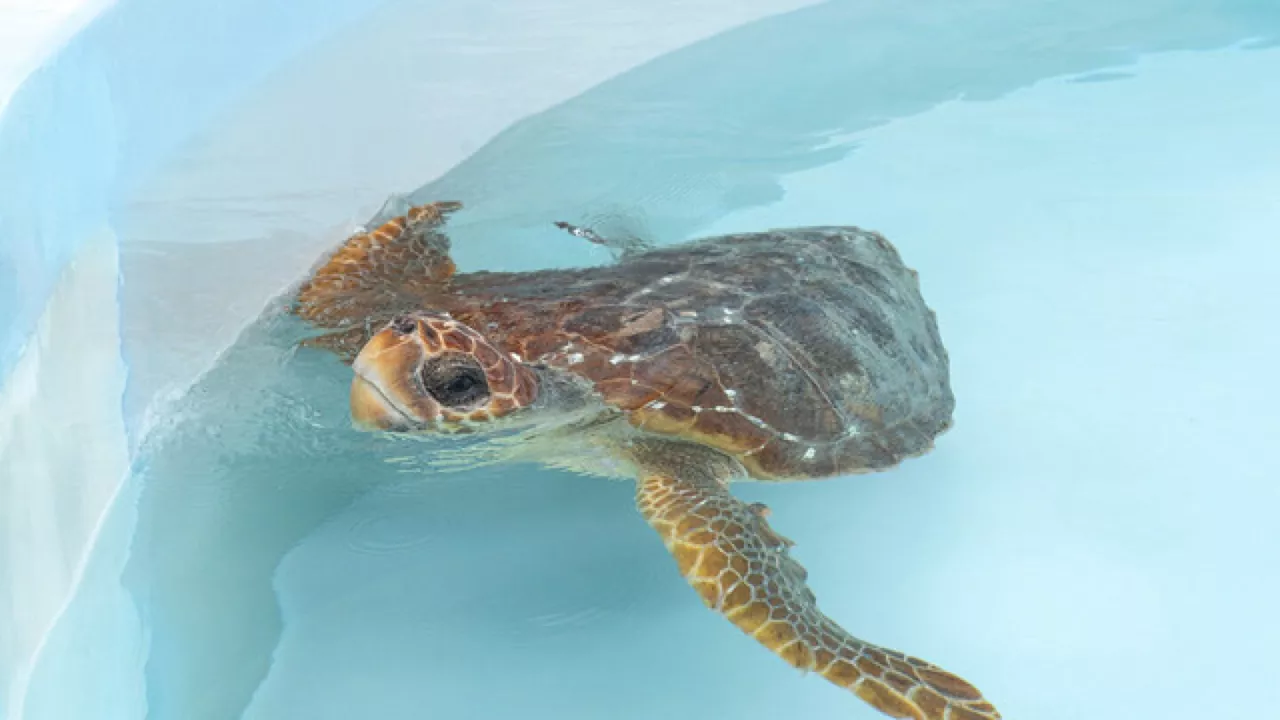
[{"x1": 11, "y1": 1, "x2": 1280, "y2": 719}]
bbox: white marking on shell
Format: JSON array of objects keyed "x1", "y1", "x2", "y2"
[
  {"x1": 724, "y1": 388, "x2": 738, "y2": 398},
  {"x1": 509, "y1": 352, "x2": 523, "y2": 362},
  {"x1": 803, "y1": 448, "x2": 817, "y2": 461},
  {"x1": 781, "y1": 432, "x2": 800, "y2": 442},
  {"x1": 646, "y1": 400, "x2": 667, "y2": 410},
  {"x1": 609, "y1": 354, "x2": 627, "y2": 365},
  {"x1": 566, "y1": 353, "x2": 585, "y2": 364}
]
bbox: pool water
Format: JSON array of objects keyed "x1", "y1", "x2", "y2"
[{"x1": 16, "y1": 1, "x2": 1280, "y2": 719}]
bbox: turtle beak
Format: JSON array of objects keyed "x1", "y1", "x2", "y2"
[
  {"x1": 349, "y1": 327, "x2": 441, "y2": 431},
  {"x1": 350, "y1": 374, "x2": 416, "y2": 431}
]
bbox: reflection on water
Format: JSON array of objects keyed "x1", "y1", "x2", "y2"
[
  {"x1": 405, "y1": 0, "x2": 1280, "y2": 271},
  {"x1": 111, "y1": 1, "x2": 1280, "y2": 719}
]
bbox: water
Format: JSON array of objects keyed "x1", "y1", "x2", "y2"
[{"x1": 11, "y1": 1, "x2": 1280, "y2": 719}]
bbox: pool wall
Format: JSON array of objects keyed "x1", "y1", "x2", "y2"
[
  {"x1": 0, "y1": 3, "x2": 408, "y2": 714},
  {"x1": 0, "y1": 1, "x2": 816, "y2": 717}
]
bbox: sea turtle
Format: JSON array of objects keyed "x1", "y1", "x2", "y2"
[{"x1": 292, "y1": 201, "x2": 1000, "y2": 720}]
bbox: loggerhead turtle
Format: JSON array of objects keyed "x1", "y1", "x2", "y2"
[{"x1": 292, "y1": 201, "x2": 1000, "y2": 720}]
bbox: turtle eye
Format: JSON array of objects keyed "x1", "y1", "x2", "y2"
[
  {"x1": 419, "y1": 356, "x2": 490, "y2": 409},
  {"x1": 390, "y1": 315, "x2": 418, "y2": 334}
]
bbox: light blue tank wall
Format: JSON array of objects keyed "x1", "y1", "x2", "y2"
[
  {"x1": 0, "y1": 0, "x2": 389, "y2": 382},
  {"x1": 0, "y1": 2, "x2": 389, "y2": 717}
]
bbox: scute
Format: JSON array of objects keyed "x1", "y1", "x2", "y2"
[
  {"x1": 509, "y1": 226, "x2": 954, "y2": 480},
  {"x1": 686, "y1": 322, "x2": 846, "y2": 441},
  {"x1": 560, "y1": 305, "x2": 678, "y2": 356}
]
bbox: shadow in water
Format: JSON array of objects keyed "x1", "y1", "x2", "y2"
[
  {"x1": 122, "y1": 1, "x2": 1280, "y2": 718},
  {"x1": 124, "y1": 307, "x2": 663, "y2": 719},
  {"x1": 122, "y1": 309, "x2": 389, "y2": 719}
]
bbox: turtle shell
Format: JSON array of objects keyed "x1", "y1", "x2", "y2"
[{"x1": 437, "y1": 227, "x2": 954, "y2": 480}]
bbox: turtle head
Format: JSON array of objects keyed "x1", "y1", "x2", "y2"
[{"x1": 349, "y1": 312, "x2": 538, "y2": 433}]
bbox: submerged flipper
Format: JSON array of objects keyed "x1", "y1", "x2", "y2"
[
  {"x1": 293, "y1": 200, "x2": 462, "y2": 360},
  {"x1": 553, "y1": 220, "x2": 652, "y2": 258},
  {"x1": 630, "y1": 441, "x2": 1000, "y2": 720}
]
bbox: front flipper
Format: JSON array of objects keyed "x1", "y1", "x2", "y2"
[
  {"x1": 632, "y1": 446, "x2": 1000, "y2": 720},
  {"x1": 293, "y1": 200, "x2": 462, "y2": 360}
]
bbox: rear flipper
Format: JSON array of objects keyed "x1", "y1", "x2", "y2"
[
  {"x1": 630, "y1": 442, "x2": 1001, "y2": 720},
  {"x1": 553, "y1": 220, "x2": 652, "y2": 258}
]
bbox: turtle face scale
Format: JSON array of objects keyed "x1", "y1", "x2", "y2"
[{"x1": 350, "y1": 313, "x2": 538, "y2": 433}]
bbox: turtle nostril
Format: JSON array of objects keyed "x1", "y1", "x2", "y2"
[{"x1": 390, "y1": 315, "x2": 418, "y2": 334}]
